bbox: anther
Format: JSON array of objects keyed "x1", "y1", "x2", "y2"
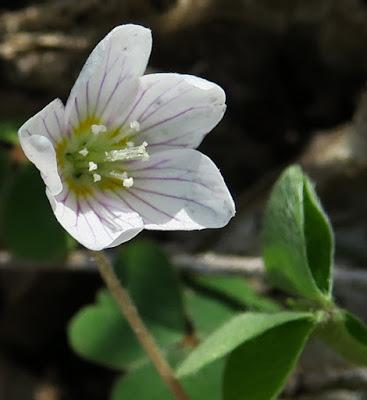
[
  {"x1": 129, "y1": 120, "x2": 140, "y2": 132},
  {"x1": 88, "y1": 161, "x2": 98, "y2": 171},
  {"x1": 91, "y1": 124, "x2": 107, "y2": 135},
  {"x1": 123, "y1": 177, "x2": 134, "y2": 188},
  {"x1": 93, "y1": 173, "x2": 101, "y2": 182},
  {"x1": 79, "y1": 148, "x2": 89, "y2": 157}
]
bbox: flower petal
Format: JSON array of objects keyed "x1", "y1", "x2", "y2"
[
  {"x1": 47, "y1": 188, "x2": 144, "y2": 250},
  {"x1": 65, "y1": 24, "x2": 152, "y2": 129},
  {"x1": 122, "y1": 149, "x2": 235, "y2": 230},
  {"x1": 123, "y1": 73, "x2": 226, "y2": 150},
  {"x1": 18, "y1": 99, "x2": 65, "y2": 195}
]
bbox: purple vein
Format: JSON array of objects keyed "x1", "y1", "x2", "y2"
[
  {"x1": 41, "y1": 117, "x2": 57, "y2": 143},
  {"x1": 99, "y1": 72, "x2": 128, "y2": 117},
  {"x1": 113, "y1": 190, "x2": 153, "y2": 223},
  {"x1": 132, "y1": 186, "x2": 213, "y2": 212},
  {"x1": 85, "y1": 198, "x2": 116, "y2": 237},
  {"x1": 54, "y1": 110, "x2": 63, "y2": 137},
  {"x1": 140, "y1": 87, "x2": 193, "y2": 124},
  {"x1": 74, "y1": 97, "x2": 82, "y2": 126},
  {"x1": 133, "y1": 176, "x2": 212, "y2": 190},
  {"x1": 85, "y1": 80, "x2": 90, "y2": 117},
  {"x1": 140, "y1": 107, "x2": 198, "y2": 133},
  {"x1": 117, "y1": 79, "x2": 162, "y2": 129},
  {"x1": 125, "y1": 189, "x2": 177, "y2": 221},
  {"x1": 128, "y1": 159, "x2": 169, "y2": 172},
  {"x1": 149, "y1": 130, "x2": 196, "y2": 147},
  {"x1": 137, "y1": 79, "x2": 184, "y2": 121}
]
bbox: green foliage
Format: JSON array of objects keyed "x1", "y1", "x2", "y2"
[
  {"x1": 111, "y1": 360, "x2": 224, "y2": 400},
  {"x1": 177, "y1": 311, "x2": 313, "y2": 378},
  {"x1": 318, "y1": 310, "x2": 367, "y2": 365},
  {"x1": 184, "y1": 289, "x2": 236, "y2": 337},
  {"x1": 195, "y1": 275, "x2": 281, "y2": 312},
  {"x1": 118, "y1": 241, "x2": 186, "y2": 331},
  {"x1": 68, "y1": 288, "x2": 181, "y2": 370},
  {"x1": 0, "y1": 121, "x2": 19, "y2": 145},
  {"x1": 2, "y1": 164, "x2": 68, "y2": 261},
  {"x1": 69, "y1": 242, "x2": 185, "y2": 370},
  {"x1": 223, "y1": 318, "x2": 314, "y2": 400},
  {"x1": 66, "y1": 165, "x2": 367, "y2": 400},
  {"x1": 263, "y1": 165, "x2": 333, "y2": 302}
]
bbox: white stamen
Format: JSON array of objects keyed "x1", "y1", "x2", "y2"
[
  {"x1": 93, "y1": 173, "x2": 101, "y2": 182},
  {"x1": 127, "y1": 141, "x2": 135, "y2": 147},
  {"x1": 123, "y1": 177, "x2": 134, "y2": 188},
  {"x1": 142, "y1": 141, "x2": 148, "y2": 147},
  {"x1": 105, "y1": 142, "x2": 149, "y2": 162},
  {"x1": 129, "y1": 120, "x2": 140, "y2": 132},
  {"x1": 79, "y1": 148, "x2": 89, "y2": 157},
  {"x1": 88, "y1": 161, "x2": 98, "y2": 171},
  {"x1": 91, "y1": 124, "x2": 107, "y2": 135}
]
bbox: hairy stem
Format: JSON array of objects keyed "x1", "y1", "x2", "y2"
[{"x1": 90, "y1": 250, "x2": 190, "y2": 400}]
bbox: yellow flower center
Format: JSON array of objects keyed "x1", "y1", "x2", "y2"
[{"x1": 56, "y1": 117, "x2": 148, "y2": 197}]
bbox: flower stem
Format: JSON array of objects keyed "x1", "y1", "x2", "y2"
[{"x1": 90, "y1": 250, "x2": 190, "y2": 400}]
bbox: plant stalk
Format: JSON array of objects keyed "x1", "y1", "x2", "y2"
[{"x1": 90, "y1": 250, "x2": 190, "y2": 400}]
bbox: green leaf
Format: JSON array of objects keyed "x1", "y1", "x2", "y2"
[
  {"x1": 303, "y1": 178, "x2": 333, "y2": 294},
  {"x1": 2, "y1": 164, "x2": 68, "y2": 261},
  {"x1": 0, "y1": 121, "x2": 19, "y2": 145},
  {"x1": 177, "y1": 311, "x2": 313, "y2": 377},
  {"x1": 119, "y1": 241, "x2": 185, "y2": 331},
  {"x1": 184, "y1": 289, "x2": 236, "y2": 337},
  {"x1": 111, "y1": 359, "x2": 224, "y2": 400},
  {"x1": 195, "y1": 276, "x2": 281, "y2": 312},
  {"x1": 0, "y1": 150, "x2": 12, "y2": 235},
  {"x1": 318, "y1": 309, "x2": 367, "y2": 365},
  {"x1": 263, "y1": 165, "x2": 334, "y2": 302},
  {"x1": 223, "y1": 318, "x2": 315, "y2": 400},
  {"x1": 68, "y1": 289, "x2": 182, "y2": 370}
]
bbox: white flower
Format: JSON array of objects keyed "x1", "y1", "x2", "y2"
[{"x1": 18, "y1": 24, "x2": 235, "y2": 251}]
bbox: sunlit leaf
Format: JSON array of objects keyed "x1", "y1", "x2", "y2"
[
  {"x1": 177, "y1": 311, "x2": 313, "y2": 377},
  {"x1": 223, "y1": 318, "x2": 314, "y2": 400},
  {"x1": 263, "y1": 165, "x2": 333, "y2": 302}
]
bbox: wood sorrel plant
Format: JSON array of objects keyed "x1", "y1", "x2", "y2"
[
  {"x1": 18, "y1": 24, "x2": 235, "y2": 400},
  {"x1": 176, "y1": 165, "x2": 367, "y2": 399},
  {"x1": 68, "y1": 166, "x2": 367, "y2": 399}
]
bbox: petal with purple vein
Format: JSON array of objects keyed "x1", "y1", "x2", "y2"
[
  {"x1": 47, "y1": 187, "x2": 144, "y2": 250},
  {"x1": 121, "y1": 73, "x2": 226, "y2": 151},
  {"x1": 122, "y1": 149, "x2": 235, "y2": 230},
  {"x1": 65, "y1": 25, "x2": 152, "y2": 129}
]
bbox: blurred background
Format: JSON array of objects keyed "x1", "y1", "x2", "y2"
[{"x1": 1, "y1": 0, "x2": 367, "y2": 399}]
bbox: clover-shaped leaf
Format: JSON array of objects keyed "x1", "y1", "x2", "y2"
[
  {"x1": 68, "y1": 288, "x2": 181, "y2": 370},
  {"x1": 223, "y1": 317, "x2": 314, "y2": 400},
  {"x1": 263, "y1": 165, "x2": 334, "y2": 302},
  {"x1": 177, "y1": 311, "x2": 314, "y2": 378}
]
